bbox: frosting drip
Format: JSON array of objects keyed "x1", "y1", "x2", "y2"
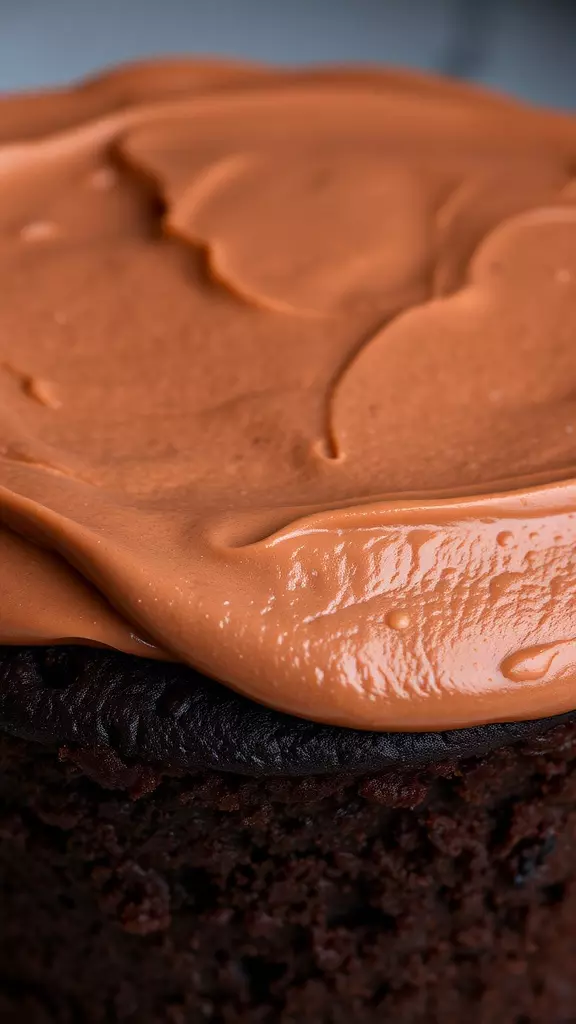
[{"x1": 0, "y1": 61, "x2": 575, "y2": 730}]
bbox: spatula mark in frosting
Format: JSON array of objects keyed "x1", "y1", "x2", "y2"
[
  {"x1": 23, "y1": 377, "x2": 62, "y2": 410},
  {"x1": 319, "y1": 299, "x2": 425, "y2": 461},
  {"x1": 0, "y1": 369, "x2": 92, "y2": 483},
  {"x1": 432, "y1": 164, "x2": 574, "y2": 297},
  {"x1": 326, "y1": 202, "x2": 576, "y2": 484},
  {"x1": 162, "y1": 153, "x2": 321, "y2": 317},
  {"x1": 120, "y1": 133, "x2": 438, "y2": 458},
  {"x1": 2, "y1": 362, "x2": 62, "y2": 410},
  {"x1": 120, "y1": 122, "x2": 576, "y2": 468},
  {"x1": 0, "y1": 442, "x2": 96, "y2": 486},
  {"x1": 121, "y1": 136, "x2": 434, "y2": 318}
]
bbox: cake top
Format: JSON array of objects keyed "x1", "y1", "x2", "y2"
[{"x1": 0, "y1": 61, "x2": 575, "y2": 731}]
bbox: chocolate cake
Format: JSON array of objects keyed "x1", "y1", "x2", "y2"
[{"x1": 1, "y1": 60, "x2": 576, "y2": 1022}]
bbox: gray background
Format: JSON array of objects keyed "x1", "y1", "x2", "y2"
[{"x1": 0, "y1": 0, "x2": 575, "y2": 108}]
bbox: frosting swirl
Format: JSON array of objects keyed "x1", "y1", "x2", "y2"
[{"x1": 0, "y1": 61, "x2": 575, "y2": 730}]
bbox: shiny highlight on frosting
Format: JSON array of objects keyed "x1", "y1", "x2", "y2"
[{"x1": 0, "y1": 60, "x2": 575, "y2": 730}]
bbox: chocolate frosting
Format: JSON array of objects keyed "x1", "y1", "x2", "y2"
[{"x1": 0, "y1": 60, "x2": 575, "y2": 732}]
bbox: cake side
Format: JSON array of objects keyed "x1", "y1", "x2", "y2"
[
  {"x1": 2, "y1": 727, "x2": 576, "y2": 1023},
  {"x1": 2, "y1": 645, "x2": 575, "y2": 776}
]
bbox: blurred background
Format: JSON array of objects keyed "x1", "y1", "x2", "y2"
[{"x1": 0, "y1": 0, "x2": 574, "y2": 108}]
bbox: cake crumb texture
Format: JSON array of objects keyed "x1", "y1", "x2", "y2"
[{"x1": 2, "y1": 729, "x2": 576, "y2": 1023}]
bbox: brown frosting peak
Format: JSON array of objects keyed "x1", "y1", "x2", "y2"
[{"x1": 0, "y1": 61, "x2": 575, "y2": 730}]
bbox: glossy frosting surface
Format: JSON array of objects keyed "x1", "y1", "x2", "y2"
[{"x1": 0, "y1": 60, "x2": 575, "y2": 730}]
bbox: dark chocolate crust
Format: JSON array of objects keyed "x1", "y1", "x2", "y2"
[{"x1": 1, "y1": 647, "x2": 574, "y2": 775}]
